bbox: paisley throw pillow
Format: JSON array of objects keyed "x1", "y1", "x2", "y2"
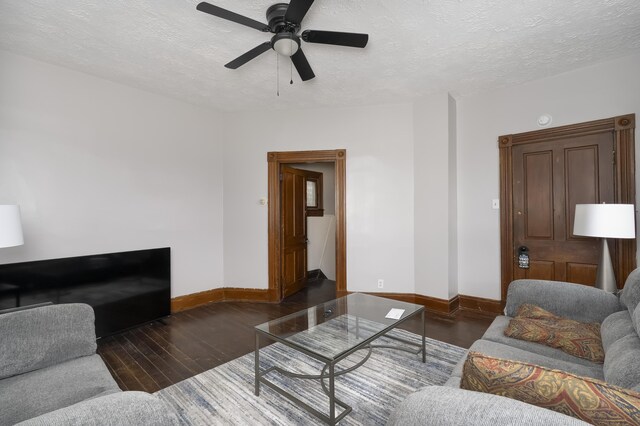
[
  {"x1": 505, "y1": 304, "x2": 604, "y2": 363},
  {"x1": 460, "y1": 352, "x2": 640, "y2": 426}
]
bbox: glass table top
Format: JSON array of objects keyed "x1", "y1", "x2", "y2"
[{"x1": 255, "y1": 293, "x2": 424, "y2": 361}]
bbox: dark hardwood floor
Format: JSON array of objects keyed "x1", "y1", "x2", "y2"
[{"x1": 97, "y1": 279, "x2": 496, "y2": 393}]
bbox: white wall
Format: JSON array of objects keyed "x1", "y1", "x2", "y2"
[
  {"x1": 4, "y1": 49, "x2": 638, "y2": 303},
  {"x1": 413, "y1": 93, "x2": 456, "y2": 299},
  {"x1": 447, "y1": 94, "x2": 458, "y2": 298},
  {"x1": 0, "y1": 50, "x2": 225, "y2": 297},
  {"x1": 457, "y1": 53, "x2": 640, "y2": 300},
  {"x1": 307, "y1": 215, "x2": 336, "y2": 280},
  {"x1": 223, "y1": 103, "x2": 415, "y2": 293}
]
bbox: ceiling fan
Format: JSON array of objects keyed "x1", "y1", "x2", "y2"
[{"x1": 196, "y1": 0, "x2": 369, "y2": 81}]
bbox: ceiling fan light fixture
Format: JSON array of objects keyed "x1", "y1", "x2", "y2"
[
  {"x1": 196, "y1": 1, "x2": 370, "y2": 81},
  {"x1": 272, "y1": 33, "x2": 300, "y2": 57}
]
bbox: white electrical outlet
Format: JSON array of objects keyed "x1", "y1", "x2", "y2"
[{"x1": 377, "y1": 279, "x2": 384, "y2": 289}]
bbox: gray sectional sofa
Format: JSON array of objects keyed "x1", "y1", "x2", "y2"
[
  {"x1": 0, "y1": 303, "x2": 179, "y2": 425},
  {"x1": 389, "y1": 269, "x2": 640, "y2": 425}
]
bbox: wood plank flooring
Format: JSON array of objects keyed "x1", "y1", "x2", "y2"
[{"x1": 97, "y1": 279, "x2": 496, "y2": 393}]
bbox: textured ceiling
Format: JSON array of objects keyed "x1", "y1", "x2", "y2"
[{"x1": 1, "y1": 0, "x2": 639, "y2": 112}]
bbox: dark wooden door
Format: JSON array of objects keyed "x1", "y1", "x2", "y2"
[
  {"x1": 500, "y1": 115, "x2": 636, "y2": 302},
  {"x1": 512, "y1": 133, "x2": 614, "y2": 284},
  {"x1": 281, "y1": 166, "x2": 308, "y2": 298}
]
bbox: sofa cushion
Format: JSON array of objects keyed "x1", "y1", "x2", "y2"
[
  {"x1": 16, "y1": 392, "x2": 180, "y2": 426},
  {"x1": 604, "y1": 333, "x2": 640, "y2": 391},
  {"x1": 601, "y1": 310, "x2": 636, "y2": 351},
  {"x1": 0, "y1": 304, "x2": 97, "y2": 379},
  {"x1": 443, "y1": 376, "x2": 461, "y2": 388},
  {"x1": 504, "y1": 305, "x2": 604, "y2": 363},
  {"x1": 387, "y1": 385, "x2": 589, "y2": 426},
  {"x1": 505, "y1": 279, "x2": 621, "y2": 323},
  {"x1": 0, "y1": 354, "x2": 120, "y2": 425},
  {"x1": 482, "y1": 316, "x2": 600, "y2": 367},
  {"x1": 633, "y1": 304, "x2": 640, "y2": 335},
  {"x1": 460, "y1": 352, "x2": 640, "y2": 426},
  {"x1": 451, "y1": 340, "x2": 604, "y2": 381},
  {"x1": 620, "y1": 268, "x2": 640, "y2": 313}
]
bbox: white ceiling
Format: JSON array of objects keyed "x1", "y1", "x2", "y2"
[{"x1": 1, "y1": 0, "x2": 639, "y2": 112}]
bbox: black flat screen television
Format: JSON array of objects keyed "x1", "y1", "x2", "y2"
[{"x1": 0, "y1": 247, "x2": 171, "y2": 337}]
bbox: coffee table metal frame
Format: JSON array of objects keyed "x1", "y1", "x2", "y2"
[{"x1": 254, "y1": 306, "x2": 425, "y2": 425}]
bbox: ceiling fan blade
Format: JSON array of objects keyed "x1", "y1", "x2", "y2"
[
  {"x1": 225, "y1": 42, "x2": 272, "y2": 69},
  {"x1": 196, "y1": 2, "x2": 270, "y2": 32},
  {"x1": 284, "y1": 0, "x2": 314, "y2": 25},
  {"x1": 302, "y1": 30, "x2": 368, "y2": 48},
  {"x1": 291, "y1": 49, "x2": 315, "y2": 81}
]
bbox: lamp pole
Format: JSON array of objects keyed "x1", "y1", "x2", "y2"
[{"x1": 596, "y1": 238, "x2": 617, "y2": 292}]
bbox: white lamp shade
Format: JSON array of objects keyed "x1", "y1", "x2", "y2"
[
  {"x1": 573, "y1": 204, "x2": 636, "y2": 239},
  {"x1": 0, "y1": 205, "x2": 24, "y2": 248}
]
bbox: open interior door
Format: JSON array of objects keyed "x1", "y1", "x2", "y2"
[{"x1": 280, "y1": 166, "x2": 308, "y2": 298}]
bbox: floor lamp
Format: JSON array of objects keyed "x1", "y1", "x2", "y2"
[
  {"x1": 0, "y1": 205, "x2": 24, "y2": 248},
  {"x1": 573, "y1": 204, "x2": 636, "y2": 292}
]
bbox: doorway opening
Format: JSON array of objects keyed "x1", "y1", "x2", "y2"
[{"x1": 267, "y1": 150, "x2": 346, "y2": 302}]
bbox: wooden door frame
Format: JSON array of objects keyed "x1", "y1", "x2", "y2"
[
  {"x1": 267, "y1": 149, "x2": 346, "y2": 302},
  {"x1": 499, "y1": 114, "x2": 636, "y2": 302}
]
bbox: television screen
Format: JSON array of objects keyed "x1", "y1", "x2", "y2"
[{"x1": 0, "y1": 247, "x2": 171, "y2": 337}]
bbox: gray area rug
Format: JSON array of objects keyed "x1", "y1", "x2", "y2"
[{"x1": 156, "y1": 327, "x2": 465, "y2": 425}]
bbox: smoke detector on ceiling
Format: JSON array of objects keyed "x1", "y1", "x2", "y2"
[{"x1": 537, "y1": 114, "x2": 553, "y2": 127}]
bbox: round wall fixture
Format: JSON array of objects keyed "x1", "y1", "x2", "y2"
[{"x1": 537, "y1": 114, "x2": 553, "y2": 127}]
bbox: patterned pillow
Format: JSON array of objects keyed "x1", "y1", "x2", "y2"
[
  {"x1": 505, "y1": 304, "x2": 604, "y2": 363},
  {"x1": 515, "y1": 303, "x2": 562, "y2": 320},
  {"x1": 460, "y1": 352, "x2": 640, "y2": 426}
]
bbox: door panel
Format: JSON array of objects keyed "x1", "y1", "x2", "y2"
[
  {"x1": 566, "y1": 262, "x2": 597, "y2": 285},
  {"x1": 281, "y1": 166, "x2": 308, "y2": 298},
  {"x1": 565, "y1": 146, "x2": 599, "y2": 240},
  {"x1": 512, "y1": 133, "x2": 614, "y2": 285},
  {"x1": 523, "y1": 151, "x2": 554, "y2": 239},
  {"x1": 529, "y1": 261, "x2": 555, "y2": 281},
  {"x1": 514, "y1": 259, "x2": 555, "y2": 281}
]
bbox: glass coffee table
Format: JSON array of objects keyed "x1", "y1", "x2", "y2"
[{"x1": 254, "y1": 293, "x2": 425, "y2": 425}]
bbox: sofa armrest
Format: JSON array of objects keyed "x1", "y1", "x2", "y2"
[
  {"x1": 387, "y1": 386, "x2": 589, "y2": 426},
  {"x1": 0, "y1": 303, "x2": 97, "y2": 379},
  {"x1": 505, "y1": 279, "x2": 621, "y2": 323},
  {"x1": 16, "y1": 391, "x2": 180, "y2": 426},
  {"x1": 0, "y1": 302, "x2": 53, "y2": 315}
]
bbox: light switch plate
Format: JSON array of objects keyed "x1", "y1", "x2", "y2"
[{"x1": 492, "y1": 199, "x2": 500, "y2": 210}]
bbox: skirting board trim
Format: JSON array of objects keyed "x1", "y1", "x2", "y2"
[
  {"x1": 458, "y1": 295, "x2": 504, "y2": 314},
  {"x1": 173, "y1": 288, "x2": 502, "y2": 316},
  {"x1": 365, "y1": 292, "x2": 460, "y2": 315},
  {"x1": 171, "y1": 287, "x2": 275, "y2": 313},
  {"x1": 345, "y1": 291, "x2": 501, "y2": 316}
]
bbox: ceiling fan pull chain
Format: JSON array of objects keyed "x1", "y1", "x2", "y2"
[
  {"x1": 276, "y1": 52, "x2": 280, "y2": 97},
  {"x1": 290, "y1": 40, "x2": 293, "y2": 85}
]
